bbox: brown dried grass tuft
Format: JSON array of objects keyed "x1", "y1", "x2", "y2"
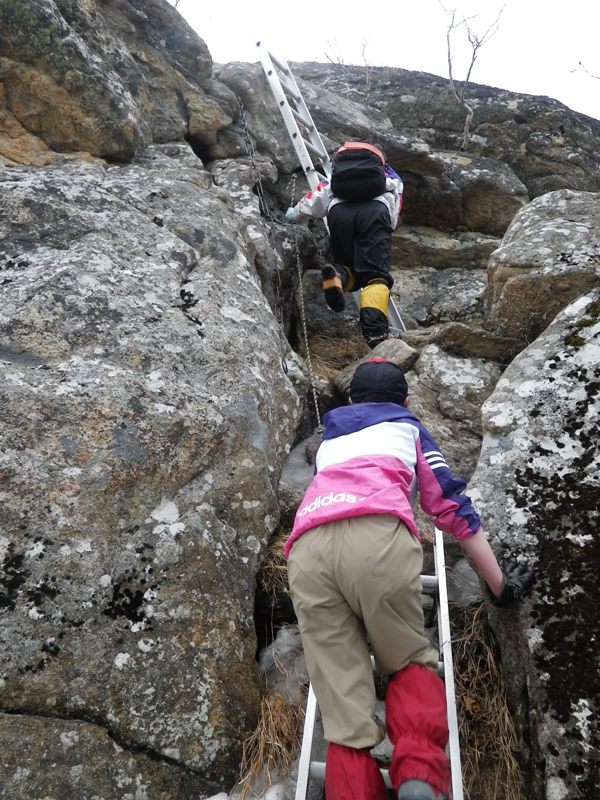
[
  {"x1": 239, "y1": 538, "x2": 303, "y2": 799},
  {"x1": 452, "y1": 603, "x2": 523, "y2": 800},
  {"x1": 238, "y1": 690, "x2": 304, "y2": 800},
  {"x1": 259, "y1": 531, "x2": 290, "y2": 601},
  {"x1": 307, "y1": 333, "x2": 369, "y2": 379}
]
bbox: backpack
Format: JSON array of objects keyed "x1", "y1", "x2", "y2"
[{"x1": 329, "y1": 142, "x2": 387, "y2": 202}]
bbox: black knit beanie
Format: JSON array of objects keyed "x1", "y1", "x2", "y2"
[{"x1": 349, "y1": 358, "x2": 408, "y2": 405}]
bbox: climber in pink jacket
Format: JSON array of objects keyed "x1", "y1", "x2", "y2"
[{"x1": 285, "y1": 358, "x2": 535, "y2": 800}]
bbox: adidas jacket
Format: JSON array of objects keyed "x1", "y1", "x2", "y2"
[
  {"x1": 283, "y1": 402, "x2": 481, "y2": 559},
  {"x1": 287, "y1": 166, "x2": 403, "y2": 230}
]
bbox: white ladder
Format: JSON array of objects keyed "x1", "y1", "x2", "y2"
[
  {"x1": 293, "y1": 527, "x2": 464, "y2": 800},
  {"x1": 257, "y1": 41, "x2": 406, "y2": 334}
]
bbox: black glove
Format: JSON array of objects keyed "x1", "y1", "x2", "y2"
[{"x1": 488, "y1": 557, "x2": 535, "y2": 607}]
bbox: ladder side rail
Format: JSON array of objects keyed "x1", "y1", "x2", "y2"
[
  {"x1": 387, "y1": 300, "x2": 406, "y2": 333},
  {"x1": 256, "y1": 44, "x2": 321, "y2": 190},
  {"x1": 294, "y1": 683, "x2": 319, "y2": 800},
  {"x1": 256, "y1": 42, "x2": 331, "y2": 183},
  {"x1": 276, "y1": 66, "x2": 332, "y2": 177},
  {"x1": 433, "y1": 527, "x2": 464, "y2": 800}
]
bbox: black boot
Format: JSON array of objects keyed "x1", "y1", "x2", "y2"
[
  {"x1": 360, "y1": 306, "x2": 390, "y2": 348},
  {"x1": 321, "y1": 264, "x2": 345, "y2": 312}
]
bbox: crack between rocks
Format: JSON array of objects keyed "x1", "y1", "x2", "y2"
[{"x1": 0, "y1": 704, "x2": 204, "y2": 776}]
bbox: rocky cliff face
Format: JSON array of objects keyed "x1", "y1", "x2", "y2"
[{"x1": 1, "y1": 1, "x2": 599, "y2": 798}]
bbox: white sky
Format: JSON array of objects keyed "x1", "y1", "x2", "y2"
[{"x1": 175, "y1": 0, "x2": 600, "y2": 121}]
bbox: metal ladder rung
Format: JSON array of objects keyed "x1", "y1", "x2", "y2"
[
  {"x1": 264, "y1": 48, "x2": 289, "y2": 75},
  {"x1": 300, "y1": 138, "x2": 328, "y2": 160},
  {"x1": 290, "y1": 106, "x2": 316, "y2": 132},
  {"x1": 280, "y1": 85, "x2": 302, "y2": 106},
  {"x1": 421, "y1": 574, "x2": 438, "y2": 594},
  {"x1": 279, "y1": 80, "x2": 302, "y2": 104}
]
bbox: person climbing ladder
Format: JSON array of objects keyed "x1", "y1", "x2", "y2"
[
  {"x1": 285, "y1": 141, "x2": 403, "y2": 348},
  {"x1": 284, "y1": 358, "x2": 536, "y2": 800}
]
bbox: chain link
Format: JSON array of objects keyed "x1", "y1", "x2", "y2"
[
  {"x1": 239, "y1": 99, "x2": 285, "y2": 328},
  {"x1": 288, "y1": 175, "x2": 322, "y2": 433},
  {"x1": 239, "y1": 103, "x2": 322, "y2": 432},
  {"x1": 239, "y1": 101, "x2": 273, "y2": 226}
]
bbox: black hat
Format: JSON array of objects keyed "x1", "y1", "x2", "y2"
[{"x1": 349, "y1": 358, "x2": 408, "y2": 405}]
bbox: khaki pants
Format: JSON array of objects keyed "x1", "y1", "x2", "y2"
[{"x1": 287, "y1": 515, "x2": 438, "y2": 749}]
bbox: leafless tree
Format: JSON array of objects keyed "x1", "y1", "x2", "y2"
[
  {"x1": 324, "y1": 39, "x2": 374, "y2": 105},
  {"x1": 440, "y1": 3, "x2": 505, "y2": 150},
  {"x1": 361, "y1": 41, "x2": 374, "y2": 104},
  {"x1": 324, "y1": 38, "x2": 346, "y2": 65},
  {"x1": 574, "y1": 61, "x2": 600, "y2": 81}
]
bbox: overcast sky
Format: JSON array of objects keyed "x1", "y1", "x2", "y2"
[{"x1": 175, "y1": 0, "x2": 600, "y2": 121}]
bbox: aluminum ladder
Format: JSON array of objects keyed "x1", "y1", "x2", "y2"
[
  {"x1": 256, "y1": 40, "x2": 406, "y2": 334},
  {"x1": 293, "y1": 527, "x2": 464, "y2": 800}
]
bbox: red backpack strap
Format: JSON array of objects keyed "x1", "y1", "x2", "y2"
[{"x1": 334, "y1": 141, "x2": 385, "y2": 165}]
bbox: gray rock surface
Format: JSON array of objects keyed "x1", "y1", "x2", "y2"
[
  {"x1": 469, "y1": 291, "x2": 600, "y2": 798},
  {"x1": 0, "y1": 143, "x2": 301, "y2": 790},
  {"x1": 486, "y1": 189, "x2": 600, "y2": 343}
]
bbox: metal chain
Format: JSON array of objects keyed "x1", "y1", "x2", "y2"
[
  {"x1": 289, "y1": 175, "x2": 322, "y2": 433},
  {"x1": 239, "y1": 100, "x2": 285, "y2": 328},
  {"x1": 239, "y1": 103, "x2": 322, "y2": 431},
  {"x1": 239, "y1": 100, "x2": 273, "y2": 226}
]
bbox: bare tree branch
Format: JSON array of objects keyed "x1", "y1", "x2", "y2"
[
  {"x1": 324, "y1": 39, "x2": 345, "y2": 65},
  {"x1": 361, "y1": 41, "x2": 374, "y2": 104},
  {"x1": 440, "y1": 2, "x2": 505, "y2": 150},
  {"x1": 574, "y1": 61, "x2": 600, "y2": 81}
]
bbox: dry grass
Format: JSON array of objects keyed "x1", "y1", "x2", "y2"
[
  {"x1": 306, "y1": 333, "x2": 369, "y2": 379},
  {"x1": 452, "y1": 603, "x2": 523, "y2": 800},
  {"x1": 238, "y1": 538, "x2": 303, "y2": 799},
  {"x1": 238, "y1": 690, "x2": 305, "y2": 800},
  {"x1": 259, "y1": 531, "x2": 290, "y2": 601}
]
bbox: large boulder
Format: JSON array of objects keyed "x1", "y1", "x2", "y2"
[
  {"x1": 0, "y1": 0, "x2": 235, "y2": 162},
  {"x1": 392, "y1": 267, "x2": 487, "y2": 329},
  {"x1": 393, "y1": 225, "x2": 500, "y2": 271},
  {"x1": 469, "y1": 290, "x2": 600, "y2": 798},
  {"x1": 0, "y1": 143, "x2": 302, "y2": 795},
  {"x1": 292, "y1": 63, "x2": 600, "y2": 198},
  {"x1": 486, "y1": 190, "x2": 600, "y2": 343},
  {"x1": 1, "y1": 713, "x2": 209, "y2": 798},
  {"x1": 406, "y1": 343, "x2": 502, "y2": 479},
  {"x1": 437, "y1": 151, "x2": 528, "y2": 235}
]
